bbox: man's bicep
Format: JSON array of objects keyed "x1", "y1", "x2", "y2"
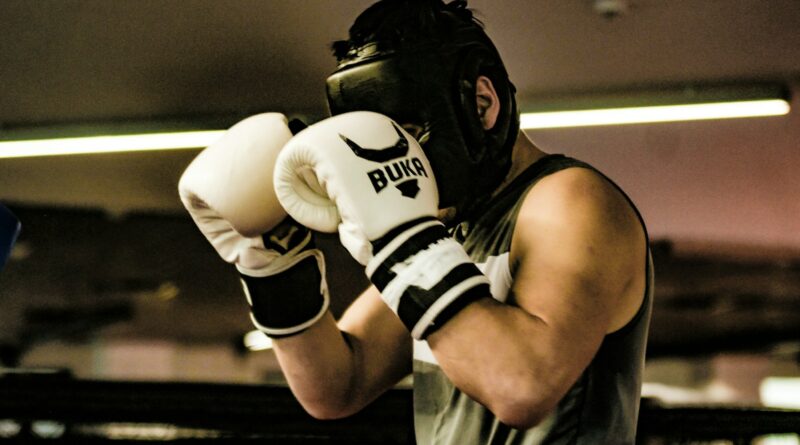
[{"x1": 509, "y1": 170, "x2": 639, "y2": 365}]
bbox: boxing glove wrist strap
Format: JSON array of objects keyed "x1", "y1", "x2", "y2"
[
  {"x1": 366, "y1": 217, "x2": 490, "y2": 340},
  {"x1": 239, "y1": 221, "x2": 329, "y2": 338},
  {"x1": 241, "y1": 249, "x2": 329, "y2": 338}
]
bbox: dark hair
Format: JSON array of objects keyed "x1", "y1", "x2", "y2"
[{"x1": 331, "y1": 0, "x2": 485, "y2": 61}]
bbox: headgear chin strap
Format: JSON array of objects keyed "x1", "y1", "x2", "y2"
[
  {"x1": 1, "y1": 203, "x2": 21, "y2": 272},
  {"x1": 326, "y1": 8, "x2": 519, "y2": 221}
]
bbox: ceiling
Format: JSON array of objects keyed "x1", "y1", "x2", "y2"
[
  {"x1": 2, "y1": 0, "x2": 800, "y2": 216},
  {"x1": 1, "y1": 1, "x2": 800, "y2": 368},
  {"x1": 1, "y1": 0, "x2": 799, "y2": 126},
  {"x1": 1, "y1": 0, "x2": 799, "y2": 215}
]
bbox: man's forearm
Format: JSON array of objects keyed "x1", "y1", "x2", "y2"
[{"x1": 272, "y1": 311, "x2": 360, "y2": 419}]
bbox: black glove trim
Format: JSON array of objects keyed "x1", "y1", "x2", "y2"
[{"x1": 241, "y1": 251, "x2": 328, "y2": 338}]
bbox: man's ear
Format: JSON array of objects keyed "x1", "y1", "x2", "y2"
[{"x1": 476, "y1": 75, "x2": 500, "y2": 130}]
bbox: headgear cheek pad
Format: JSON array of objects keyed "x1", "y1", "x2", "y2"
[
  {"x1": 326, "y1": 13, "x2": 519, "y2": 218},
  {"x1": 0, "y1": 204, "x2": 21, "y2": 272}
]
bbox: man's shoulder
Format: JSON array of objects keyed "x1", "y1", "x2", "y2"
[
  {"x1": 509, "y1": 162, "x2": 649, "y2": 333},
  {"x1": 518, "y1": 165, "x2": 624, "y2": 220},
  {"x1": 511, "y1": 164, "x2": 644, "y2": 264}
]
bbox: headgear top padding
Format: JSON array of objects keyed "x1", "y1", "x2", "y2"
[
  {"x1": 326, "y1": 4, "x2": 519, "y2": 219},
  {"x1": 0, "y1": 204, "x2": 21, "y2": 271}
]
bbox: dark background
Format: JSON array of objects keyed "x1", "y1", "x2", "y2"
[{"x1": 1, "y1": 0, "x2": 799, "y2": 411}]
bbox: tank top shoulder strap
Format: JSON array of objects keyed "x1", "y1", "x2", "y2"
[{"x1": 500, "y1": 153, "x2": 650, "y2": 240}]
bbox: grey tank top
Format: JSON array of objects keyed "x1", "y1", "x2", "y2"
[{"x1": 412, "y1": 154, "x2": 654, "y2": 444}]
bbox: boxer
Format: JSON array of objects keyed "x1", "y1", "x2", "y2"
[{"x1": 181, "y1": 1, "x2": 653, "y2": 443}]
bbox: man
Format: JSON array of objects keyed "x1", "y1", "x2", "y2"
[{"x1": 180, "y1": 1, "x2": 652, "y2": 443}]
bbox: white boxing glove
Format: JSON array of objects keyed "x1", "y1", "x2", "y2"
[
  {"x1": 274, "y1": 111, "x2": 490, "y2": 339},
  {"x1": 179, "y1": 113, "x2": 329, "y2": 338}
]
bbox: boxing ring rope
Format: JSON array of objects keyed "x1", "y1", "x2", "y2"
[{"x1": 1, "y1": 372, "x2": 797, "y2": 443}]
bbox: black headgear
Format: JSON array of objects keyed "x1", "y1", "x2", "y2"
[{"x1": 326, "y1": 1, "x2": 519, "y2": 218}]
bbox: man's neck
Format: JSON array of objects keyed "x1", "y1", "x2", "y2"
[{"x1": 491, "y1": 130, "x2": 548, "y2": 198}]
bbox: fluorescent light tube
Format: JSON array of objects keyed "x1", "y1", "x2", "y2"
[
  {"x1": 0, "y1": 84, "x2": 790, "y2": 157},
  {"x1": 760, "y1": 377, "x2": 800, "y2": 409},
  {"x1": 0, "y1": 130, "x2": 225, "y2": 159},
  {"x1": 521, "y1": 98, "x2": 790, "y2": 129}
]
